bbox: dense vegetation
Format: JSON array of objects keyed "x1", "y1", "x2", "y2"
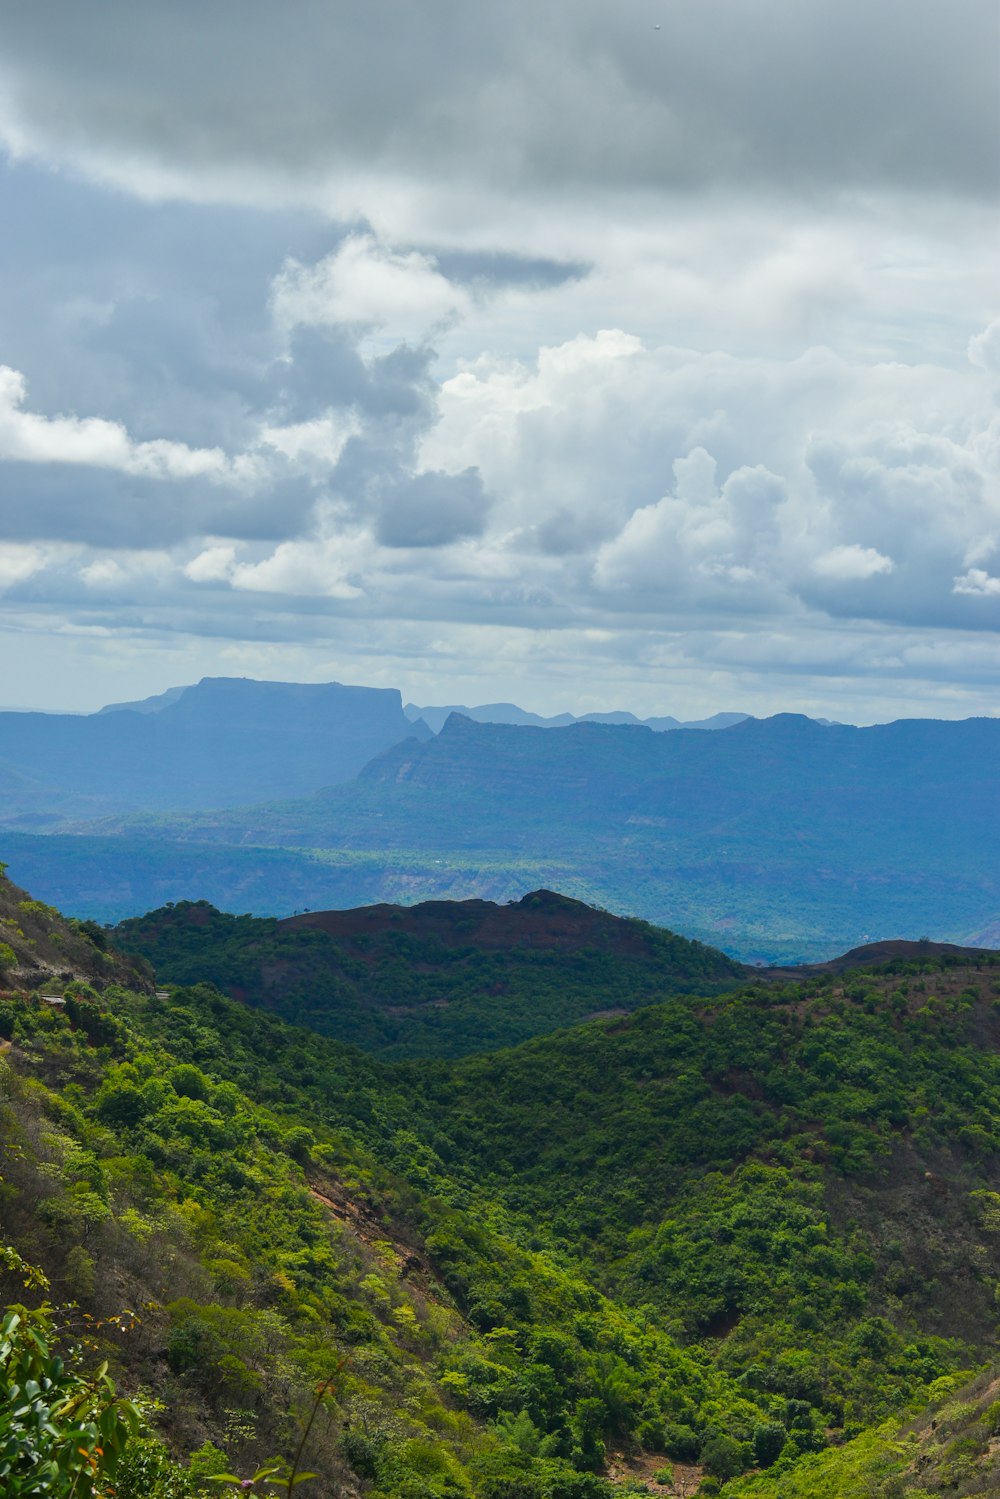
[
  {"x1": 112, "y1": 891, "x2": 743, "y2": 1058},
  {"x1": 0, "y1": 974, "x2": 786, "y2": 1497},
  {"x1": 3, "y1": 867, "x2": 1000, "y2": 1496}
]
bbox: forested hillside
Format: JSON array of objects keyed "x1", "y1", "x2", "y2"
[
  {"x1": 4, "y1": 866, "x2": 1000, "y2": 1496},
  {"x1": 113, "y1": 890, "x2": 743, "y2": 1057}
]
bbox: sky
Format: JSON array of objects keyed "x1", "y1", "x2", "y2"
[{"x1": 0, "y1": 0, "x2": 997, "y2": 722}]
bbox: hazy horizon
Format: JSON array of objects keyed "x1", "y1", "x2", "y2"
[{"x1": 2, "y1": 671, "x2": 999, "y2": 730}]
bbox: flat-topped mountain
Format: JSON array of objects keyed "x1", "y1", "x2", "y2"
[
  {"x1": 114, "y1": 888, "x2": 745, "y2": 1057},
  {"x1": 0, "y1": 676, "x2": 428, "y2": 823}
]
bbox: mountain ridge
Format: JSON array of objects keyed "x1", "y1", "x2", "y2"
[
  {"x1": 4, "y1": 863, "x2": 1000, "y2": 1496},
  {"x1": 113, "y1": 887, "x2": 746, "y2": 1058},
  {"x1": 3, "y1": 704, "x2": 999, "y2": 962}
]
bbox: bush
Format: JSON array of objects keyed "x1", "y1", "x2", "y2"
[
  {"x1": 700, "y1": 1431, "x2": 746, "y2": 1481},
  {"x1": 0, "y1": 1303, "x2": 144, "y2": 1498},
  {"x1": 167, "y1": 1063, "x2": 210, "y2": 1101},
  {"x1": 753, "y1": 1420, "x2": 788, "y2": 1467},
  {"x1": 341, "y1": 1428, "x2": 388, "y2": 1481},
  {"x1": 662, "y1": 1424, "x2": 701, "y2": 1463},
  {"x1": 95, "y1": 1081, "x2": 148, "y2": 1127},
  {"x1": 115, "y1": 1438, "x2": 200, "y2": 1499}
]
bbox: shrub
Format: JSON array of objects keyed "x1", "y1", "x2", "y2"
[
  {"x1": 662, "y1": 1424, "x2": 701, "y2": 1463},
  {"x1": 699, "y1": 1431, "x2": 747, "y2": 1481},
  {"x1": 0, "y1": 1303, "x2": 144, "y2": 1498},
  {"x1": 753, "y1": 1420, "x2": 788, "y2": 1467}
]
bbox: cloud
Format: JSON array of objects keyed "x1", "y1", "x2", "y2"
[
  {"x1": 376, "y1": 468, "x2": 491, "y2": 548},
  {"x1": 0, "y1": 0, "x2": 995, "y2": 229},
  {"x1": 0, "y1": 543, "x2": 49, "y2": 591},
  {"x1": 183, "y1": 545, "x2": 238, "y2": 584},
  {"x1": 0, "y1": 6, "x2": 996, "y2": 721},
  {"x1": 273, "y1": 234, "x2": 470, "y2": 343},
  {"x1": 969, "y1": 318, "x2": 1000, "y2": 376},
  {"x1": 0, "y1": 364, "x2": 259, "y2": 483},
  {"x1": 593, "y1": 449, "x2": 790, "y2": 605},
  {"x1": 812, "y1": 545, "x2": 895, "y2": 580},
  {"x1": 228, "y1": 520, "x2": 369, "y2": 600},
  {"x1": 79, "y1": 552, "x2": 172, "y2": 590},
  {"x1": 954, "y1": 569, "x2": 1000, "y2": 598}
]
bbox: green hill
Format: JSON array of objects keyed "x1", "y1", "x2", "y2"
[
  {"x1": 3, "y1": 863, "x2": 1000, "y2": 1498},
  {"x1": 112, "y1": 889, "x2": 744, "y2": 1058}
]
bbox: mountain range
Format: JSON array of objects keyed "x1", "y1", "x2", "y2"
[
  {"x1": 0, "y1": 678, "x2": 997, "y2": 962},
  {"x1": 403, "y1": 701, "x2": 751, "y2": 734}
]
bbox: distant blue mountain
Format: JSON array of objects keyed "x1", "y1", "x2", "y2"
[
  {"x1": 404, "y1": 701, "x2": 751, "y2": 734},
  {"x1": 0, "y1": 677, "x2": 429, "y2": 822},
  {"x1": 98, "y1": 685, "x2": 188, "y2": 715}
]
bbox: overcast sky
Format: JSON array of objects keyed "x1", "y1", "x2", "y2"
[{"x1": 0, "y1": 0, "x2": 997, "y2": 721}]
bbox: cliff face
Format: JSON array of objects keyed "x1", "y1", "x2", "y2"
[{"x1": 0, "y1": 676, "x2": 430, "y2": 826}]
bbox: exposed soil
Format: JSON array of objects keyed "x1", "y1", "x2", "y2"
[
  {"x1": 606, "y1": 1448, "x2": 704, "y2": 1496},
  {"x1": 307, "y1": 1182, "x2": 439, "y2": 1297}
]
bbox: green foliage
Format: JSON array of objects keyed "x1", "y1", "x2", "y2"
[
  {"x1": 0, "y1": 1303, "x2": 142, "y2": 1497},
  {"x1": 752, "y1": 1421, "x2": 787, "y2": 1467},
  {"x1": 113, "y1": 895, "x2": 743, "y2": 1059},
  {"x1": 3, "y1": 881, "x2": 1000, "y2": 1498},
  {"x1": 115, "y1": 1438, "x2": 202, "y2": 1499}
]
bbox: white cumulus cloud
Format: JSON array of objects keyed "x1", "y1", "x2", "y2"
[
  {"x1": 0, "y1": 364, "x2": 261, "y2": 485},
  {"x1": 272, "y1": 234, "x2": 469, "y2": 344},
  {"x1": 812, "y1": 545, "x2": 895, "y2": 581},
  {"x1": 954, "y1": 568, "x2": 1000, "y2": 597}
]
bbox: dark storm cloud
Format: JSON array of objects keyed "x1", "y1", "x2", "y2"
[
  {"x1": 377, "y1": 468, "x2": 491, "y2": 548},
  {"x1": 0, "y1": 462, "x2": 319, "y2": 549},
  {"x1": 0, "y1": 0, "x2": 994, "y2": 201},
  {"x1": 432, "y1": 252, "x2": 588, "y2": 294}
]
